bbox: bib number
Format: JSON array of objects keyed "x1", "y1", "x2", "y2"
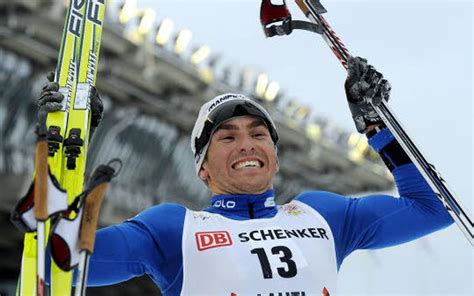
[{"x1": 250, "y1": 246, "x2": 298, "y2": 279}]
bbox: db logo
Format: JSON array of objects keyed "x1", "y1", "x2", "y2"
[{"x1": 195, "y1": 231, "x2": 232, "y2": 251}]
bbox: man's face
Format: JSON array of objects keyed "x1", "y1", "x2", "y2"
[{"x1": 199, "y1": 115, "x2": 278, "y2": 195}]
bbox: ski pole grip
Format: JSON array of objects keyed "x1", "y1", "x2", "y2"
[
  {"x1": 34, "y1": 140, "x2": 49, "y2": 220},
  {"x1": 79, "y1": 182, "x2": 109, "y2": 253}
]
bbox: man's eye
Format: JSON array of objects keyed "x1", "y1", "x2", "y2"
[{"x1": 222, "y1": 135, "x2": 234, "y2": 141}]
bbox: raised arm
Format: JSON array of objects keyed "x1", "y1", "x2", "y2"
[
  {"x1": 296, "y1": 126, "x2": 453, "y2": 269},
  {"x1": 296, "y1": 57, "x2": 453, "y2": 268}
]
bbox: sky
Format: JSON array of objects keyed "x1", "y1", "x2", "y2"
[{"x1": 134, "y1": 0, "x2": 473, "y2": 294}]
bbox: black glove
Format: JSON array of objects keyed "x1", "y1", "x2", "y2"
[
  {"x1": 89, "y1": 86, "x2": 104, "y2": 128},
  {"x1": 38, "y1": 72, "x2": 104, "y2": 128},
  {"x1": 345, "y1": 56, "x2": 391, "y2": 134},
  {"x1": 38, "y1": 72, "x2": 63, "y2": 113}
]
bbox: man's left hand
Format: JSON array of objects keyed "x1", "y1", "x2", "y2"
[{"x1": 345, "y1": 56, "x2": 391, "y2": 134}]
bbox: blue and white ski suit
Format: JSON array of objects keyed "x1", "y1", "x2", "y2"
[{"x1": 82, "y1": 128, "x2": 453, "y2": 295}]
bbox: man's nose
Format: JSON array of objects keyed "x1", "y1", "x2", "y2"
[{"x1": 238, "y1": 134, "x2": 256, "y2": 152}]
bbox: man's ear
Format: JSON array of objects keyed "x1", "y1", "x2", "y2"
[{"x1": 199, "y1": 163, "x2": 209, "y2": 182}]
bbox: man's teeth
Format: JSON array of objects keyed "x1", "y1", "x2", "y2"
[{"x1": 235, "y1": 160, "x2": 261, "y2": 170}]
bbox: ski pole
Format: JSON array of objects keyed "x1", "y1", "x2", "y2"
[
  {"x1": 260, "y1": 0, "x2": 474, "y2": 245},
  {"x1": 75, "y1": 159, "x2": 121, "y2": 296}
]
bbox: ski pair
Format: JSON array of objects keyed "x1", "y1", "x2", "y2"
[
  {"x1": 259, "y1": 0, "x2": 473, "y2": 246},
  {"x1": 11, "y1": 0, "x2": 109, "y2": 295}
]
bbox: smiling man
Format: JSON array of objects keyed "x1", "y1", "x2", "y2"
[
  {"x1": 192, "y1": 96, "x2": 279, "y2": 195},
  {"x1": 41, "y1": 57, "x2": 453, "y2": 295}
]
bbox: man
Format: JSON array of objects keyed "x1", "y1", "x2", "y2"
[{"x1": 40, "y1": 57, "x2": 453, "y2": 295}]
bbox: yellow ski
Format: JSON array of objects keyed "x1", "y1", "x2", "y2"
[
  {"x1": 14, "y1": 0, "x2": 107, "y2": 295},
  {"x1": 16, "y1": 1, "x2": 87, "y2": 295},
  {"x1": 52, "y1": 0, "x2": 107, "y2": 294}
]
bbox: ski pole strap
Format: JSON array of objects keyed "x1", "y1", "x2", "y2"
[
  {"x1": 368, "y1": 127, "x2": 412, "y2": 171},
  {"x1": 86, "y1": 162, "x2": 118, "y2": 189},
  {"x1": 260, "y1": 0, "x2": 291, "y2": 26},
  {"x1": 11, "y1": 182, "x2": 36, "y2": 232},
  {"x1": 264, "y1": 20, "x2": 323, "y2": 37},
  {"x1": 260, "y1": 0, "x2": 323, "y2": 37},
  {"x1": 79, "y1": 159, "x2": 122, "y2": 253}
]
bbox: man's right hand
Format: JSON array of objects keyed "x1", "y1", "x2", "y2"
[{"x1": 38, "y1": 72, "x2": 64, "y2": 113}]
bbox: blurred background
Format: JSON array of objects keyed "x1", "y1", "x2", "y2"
[{"x1": 0, "y1": 0, "x2": 471, "y2": 295}]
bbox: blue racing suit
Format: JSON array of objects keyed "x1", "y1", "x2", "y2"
[{"x1": 82, "y1": 128, "x2": 453, "y2": 294}]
